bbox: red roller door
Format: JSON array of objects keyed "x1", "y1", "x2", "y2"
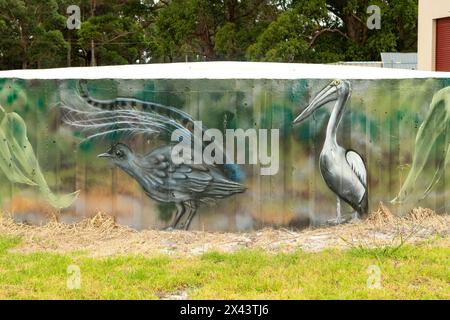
[{"x1": 436, "y1": 17, "x2": 450, "y2": 71}]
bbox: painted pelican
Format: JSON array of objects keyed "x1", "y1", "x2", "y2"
[{"x1": 293, "y1": 80, "x2": 368, "y2": 224}]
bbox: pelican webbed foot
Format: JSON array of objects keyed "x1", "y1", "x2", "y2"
[
  {"x1": 326, "y1": 217, "x2": 348, "y2": 225},
  {"x1": 350, "y1": 212, "x2": 361, "y2": 223}
]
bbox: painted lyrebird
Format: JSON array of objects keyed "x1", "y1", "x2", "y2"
[{"x1": 61, "y1": 80, "x2": 246, "y2": 230}]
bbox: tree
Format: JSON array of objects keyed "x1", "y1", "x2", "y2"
[
  {"x1": 246, "y1": 0, "x2": 418, "y2": 62},
  {"x1": 0, "y1": 0, "x2": 419, "y2": 69},
  {"x1": 0, "y1": 0, "x2": 67, "y2": 69},
  {"x1": 74, "y1": 0, "x2": 155, "y2": 66},
  {"x1": 148, "y1": 0, "x2": 281, "y2": 62},
  {"x1": 246, "y1": 0, "x2": 333, "y2": 62}
]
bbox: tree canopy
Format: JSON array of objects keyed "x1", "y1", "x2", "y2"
[{"x1": 0, "y1": 0, "x2": 418, "y2": 69}]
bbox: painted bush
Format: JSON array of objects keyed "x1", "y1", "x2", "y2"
[{"x1": 0, "y1": 76, "x2": 448, "y2": 231}]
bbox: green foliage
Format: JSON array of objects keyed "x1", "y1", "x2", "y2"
[
  {"x1": 0, "y1": 0, "x2": 67, "y2": 69},
  {"x1": 148, "y1": 0, "x2": 277, "y2": 62},
  {"x1": 0, "y1": 0, "x2": 418, "y2": 68},
  {"x1": 77, "y1": 10, "x2": 147, "y2": 65},
  {"x1": 247, "y1": 0, "x2": 329, "y2": 62},
  {"x1": 248, "y1": 0, "x2": 418, "y2": 62},
  {"x1": 394, "y1": 86, "x2": 450, "y2": 203},
  {"x1": 0, "y1": 106, "x2": 79, "y2": 208}
]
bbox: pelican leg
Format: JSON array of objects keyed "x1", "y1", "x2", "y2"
[
  {"x1": 336, "y1": 197, "x2": 342, "y2": 222},
  {"x1": 327, "y1": 197, "x2": 345, "y2": 225}
]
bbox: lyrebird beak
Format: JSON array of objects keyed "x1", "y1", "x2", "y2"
[
  {"x1": 293, "y1": 82, "x2": 338, "y2": 124},
  {"x1": 97, "y1": 153, "x2": 112, "y2": 158}
]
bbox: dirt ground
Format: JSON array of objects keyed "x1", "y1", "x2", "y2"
[{"x1": 0, "y1": 203, "x2": 449, "y2": 257}]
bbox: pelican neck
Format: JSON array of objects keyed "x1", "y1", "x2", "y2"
[{"x1": 325, "y1": 89, "x2": 350, "y2": 146}]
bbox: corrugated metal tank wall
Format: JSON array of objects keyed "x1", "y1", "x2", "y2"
[{"x1": 0, "y1": 74, "x2": 448, "y2": 231}]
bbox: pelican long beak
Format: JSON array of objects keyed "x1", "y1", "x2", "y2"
[
  {"x1": 97, "y1": 153, "x2": 112, "y2": 158},
  {"x1": 293, "y1": 83, "x2": 338, "y2": 124}
]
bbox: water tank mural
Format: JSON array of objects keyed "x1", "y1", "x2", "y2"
[{"x1": 0, "y1": 66, "x2": 449, "y2": 231}]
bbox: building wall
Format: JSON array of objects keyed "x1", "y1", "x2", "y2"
[{"x1": 418, "y1": 0, "x2": 450, "y2": 71}]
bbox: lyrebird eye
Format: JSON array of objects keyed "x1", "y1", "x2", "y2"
[{"x1": 116, "y1": 150, "x2": 123, "y2": 157}]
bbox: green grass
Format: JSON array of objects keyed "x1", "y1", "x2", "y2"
[{"x1": 0, "y1": 235, "x2": 448, "y2": 299}]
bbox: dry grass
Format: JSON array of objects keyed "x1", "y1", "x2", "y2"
[
  {"x1": 341, "y1": 203, "x2": 449, "y2": 252},
  {"x1": 0, "y1": 204, "x2": 448, "y2": 257}
]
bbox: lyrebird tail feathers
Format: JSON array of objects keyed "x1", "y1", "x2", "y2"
[{"x1": 60, "y1": 80, "x2": 246, "y2": 182}]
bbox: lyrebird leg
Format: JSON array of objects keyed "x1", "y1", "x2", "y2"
[
  {"x1": 168, "y1": 203, "x2": 185, "y2": 229},
  {"x1": 184, "y1": 202, "x2": 197, "y2": 230}
]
